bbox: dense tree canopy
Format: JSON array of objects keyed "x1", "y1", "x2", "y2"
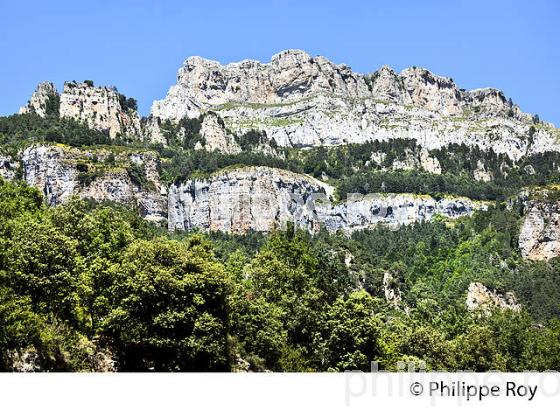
[{"x1": 1, "y1": 178, "x2": 560, "y2": 372}]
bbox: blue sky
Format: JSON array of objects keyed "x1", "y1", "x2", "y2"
[{"x1": 1, "y1": 0, "x2": 558, "y2": 124}]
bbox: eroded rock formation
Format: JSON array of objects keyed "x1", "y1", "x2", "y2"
[
  {"x1": 167, "y1": 166, "x2": 486, "y2": 234},
  {"x1": 149, "y1": 50, "x2": 556, "y2": 160},
  {"x1": 519, "y1": 199, "x2": 560, "y2": 261},
  {"x1": 21, "y1": 145, "x2": 166, "y2": 222},
  {"x1": 466, "y1": 282, "x2": 520, "y2": 314},
  {"x1": 20, "y1": 81, "x2": 142, "y2": 139}
]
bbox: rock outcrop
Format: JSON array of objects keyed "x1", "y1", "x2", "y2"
[
  {"x1": 19, "y1": 81, "x2": 59, "y2": 117},
  {"x1": 150, "y1": 50, "x2": 558, "y2": 160},
  {"x1": 466, "y1": 282, "x2": 520, "y2": 314},
  {"x1": 21, "y1": 145, "x2": 166, "y2": 222},
  {"x1": 167, "y1": 166, "x2": 325, "y2": 233},
  {"x1": 168, "y1": 166, "x2": 486, "y2": 234},
  {"x1": 198, "y1": 112, "x2": 241, "y2": 154},
  {"x1": 383, "y1": 271, "x2": 403, "y2": 308},
  {"x1": 21, "y1": 81, "x2": 142, "y2": 140},
  {"x1": 59, "y1": 81, "x2": 142, "y2": 139},
  {"x1": 13, "y1": 51, "x2": 560, "y2": 237},
  {"x1": 519, "y1": 199, "x2": 560, "y2": 261},
  {"x1": 13, "y1": 147, "x2": 485, "y2": 234},
  {"x1": 22, "y1": 145, "x2": 78, "y2": 205}
]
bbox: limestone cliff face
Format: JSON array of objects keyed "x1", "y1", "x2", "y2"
[
  {"x1": 167, "y1": 166, "x2": 325, "y2": 233},
  {"x1": 59, "y1": 81, "x2": 142, "y2": 139},
  {"x1": 11, "y1": 146, "x2": 486, "y2": 233},
  {"x1": 519, "y1": 199, "x2": 560, "y2": 261},
  {"x1": 19, "y1": 82, "x2": 58, "y2": 117},
  {"x1": 197, "y1": 112, "x2": 241, "y2": 154},
  {"x1": 22, "y1": 145, "x2": 78, "y2": 205},
  {"x1": 400, "y1": 67, "x2": 463, "y2": 116},
  {"x1": 150, "y1": 50, "x2": 557, "y2": 160},
  {"x1": 21, "y1": 81, "x2": 142, "y2": 140},
  {"x1": 168, "y1": 166, "x2": 486, "y2": 234},
  {"x1": 151, "y1": 50, "x2": 369, "y2": 120},
  {"x1": 21, "y1": 145, "x2": 166, "y2": 222}
]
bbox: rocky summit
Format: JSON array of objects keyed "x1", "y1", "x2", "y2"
[{"x1": 150, "y1": 50, "x2": 557, "y2": 161}]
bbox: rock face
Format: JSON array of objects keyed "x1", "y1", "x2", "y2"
[
  {"x1": 21, "y1": 145, "x2": 166, "y2": 222},
  {"x1": 198, "y1": 112, "x2": 241, "y2": 154},
  {"x1": 0, "y1": 153, "x2": 18, "y2": 180},
  {"x1": 150, "y1": 50, "x2": 557, "y2": 160},
  {"x1": 22, "y1": 145, "x2": 78, "y2": 205},
  {"x1": 19, "y1": 82, "x2": 59, "y2": 117},
  {"x1": 21, "y1": 81, "x2": 142, "y2": 140},
  {"x1": 400, "y1": 67, "x2": 463, "y2": 116},
  {"x1": 168, "y1": 166, "x2": 325, "y2": 233},
  {"x1": 466, "y1": 282, "x2": 520, "y2": 314},
  {"x1": 13, "y1": 148, "x2": 485, "y2": 234},
  {"x1": 383, "y1": 271, "x2": 403, "y2": 308},
  {"x1": 59, "y1": 81, "x2": 142, "y2": 139},
  {"x1": 519, "y1": 200, "x2": 560, "y2": 261},
  {"x1": 168, "y1": 166, "x2": 486, "y2": 234},
  {"x1": 151, "y1": 50, "x2": 369, "y2": 120},
  {"x1": 14, "y1": 51, "x2": 560, "y2": 236}
]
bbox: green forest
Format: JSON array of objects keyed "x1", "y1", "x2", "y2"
[
  {"x1": 2, "y1": 112, "x2": 560, "y2": 372},
  {"x1": 1, "y1": 178, "x2": 560, "y2": 372}
]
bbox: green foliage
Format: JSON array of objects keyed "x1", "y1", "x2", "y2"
[
  {"x1": 3, "y1": 83, "x2": 560, "y2": 373},
  {"x1": 1, "y1": 163, "x2": 560, "y2": 372},
  {"x1": 0, "y1": 113, "x2": 112, "y2": 148},
  {"x1": 235, "y1": 129, "x2": 266, "y2": 151},
  {"x1": 337, "y1": 170, "x2": 507, "y2": 200},
  {"x1": 314, "y1": 291, "x2": 384, "y2": 371},
  {"x1": 2, "y1": 215, "x2": 80, "y2": 322},
  {"x1": 158, "y1": 146, "x2": 299, "y2": 184},
  {"x1": 105, "y1": 236, "x2": 230, "y2": 371},
  {"x1": 127, "y1": 162, "x2": 152, "y2": 189},
  {"x1": 44, "y1": 93, "x2": 60, "y2": 117},
  {"x1": 159, "y1": 117, "x2": 203, "y2": 149},
  {"x1": 118, "y1": 94, "x2": 138, "y2": 112}
]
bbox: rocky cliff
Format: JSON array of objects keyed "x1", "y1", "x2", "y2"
[
  {"x1": 168, "y1": 166, "x2": 486, "y2": 234},
  {"x1": 19, "y1": 51, "x2": 560, "y2": 163},
  {"x1": 519, "y1": 197, "x2": 560, "y2": 261},
  {"x1": 19, "y1": 81, "x2": 58, "y2": 117},
  {"x1": 21, "y1": 81, "x2": 142, "y2": 140},
  {"x1": 0, "y1": 153, "x2": 18, "y2": 180},
  {"x1": 13, "y1": 50, "x2": 560, "y2": 239},
  {"x1": 59, "y1": 81, "x2": 142, "y2": 139},
  {"x1": 2, "y1": 145, "x2": 486, "y2": 234},
  {"x1": 20, "y1": 144, "x2": 166, "y2": 222},
  {"x1": 150, "y1": 50, "x2": 557, "y2": 161},
  {"x1": 466, "y1": 282, "x2": 520, "y2": 315}
]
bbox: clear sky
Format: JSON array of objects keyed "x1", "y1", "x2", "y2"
[{"x1": 1, "y1": 0, "x2": 558, "y2": 125}]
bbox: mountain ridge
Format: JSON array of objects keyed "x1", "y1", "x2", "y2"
[
  {"x1": 6, "y1": 50, "x2": 560, "y2": 260},
  {"x1": 20, "y1": 50, "x2": 557, "y2": 164}
]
